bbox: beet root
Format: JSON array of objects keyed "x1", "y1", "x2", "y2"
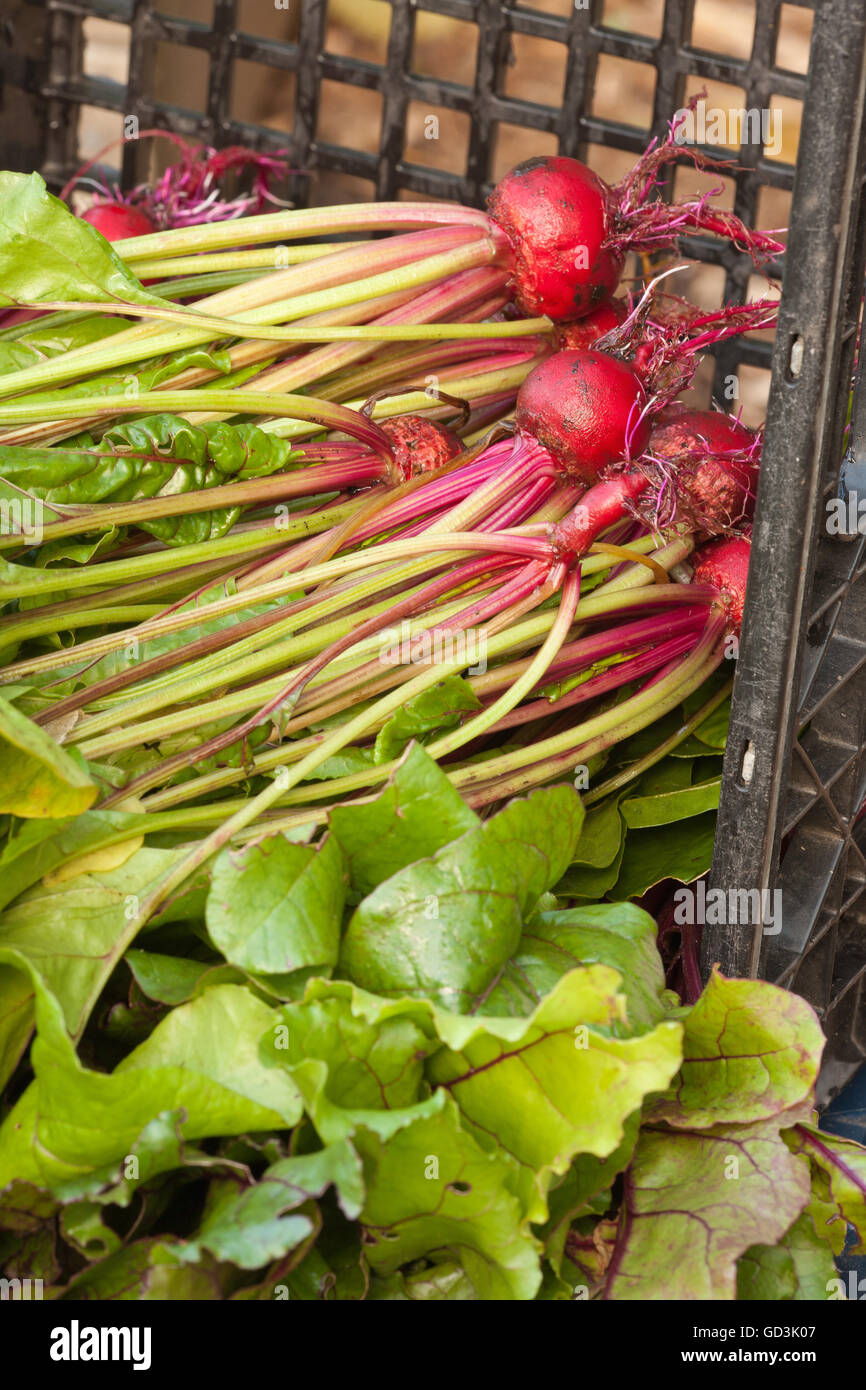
[
  {"x1": 515, "y1": 348, "x2": 651, "y2": 483},
  {"x1": 79, "y1": 203, "x2": 157, "y2": 240},
  {"x1": 692, "y1": 534, "x2": 752, "y2": 634},
  {"x1": 555, "y1": 297, "x2": 628, "y2": 352},
  {"x1": 380, "y1": 415, "x2": 463, "y2": 481},
  {"x1": 648, "y1": 406, "x2": 759, "y2": 534},
  {"x1": 487, "y1": 157, "x2": 624, "y2": 323}
]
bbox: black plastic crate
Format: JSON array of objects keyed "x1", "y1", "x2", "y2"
[{"x1": 1, "y1": 0, "x2": 865, "y2": 1088}]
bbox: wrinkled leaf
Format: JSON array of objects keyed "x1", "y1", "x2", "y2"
[
  {"x1": 355, "y1": 1092, "x2": 541, "y2": 1300},
  {"x1": 373, "y1": 677, "x2": 480, "y2": 763},
  {"x1": 614, "y1": 812, "x2": 717, "y2": 899},
  {"x1": 484, "y1": 902, "x2": 669, "y2": 1030},
  {"x1": 650, "y1": 973, "x2": 823, "y2": 1128},
  {"x1": 206, "y1": 832, "x2": 346, "y2": 978},
  {"x1": 166, "y1": 1141, "x2": 363, "y2": 1270},
  {"x1": 604, "y1": 1116, "x2": 812, "y2": 1300},
  {"x1": 0, "y1": 171, "x2": 160, "y2": 309},
  {"x1": 340, "y1": 785, "x2": 584, "y2": 1010},
  {"x1": 329, "y1": 743, "x2": 478, "y2": 897},
  {"x1": 0, "y1": 969, "x2": 302, "y2": 1189},
  {"x1": 0, "y1": 694, "x2": 95, "y2": 818}
]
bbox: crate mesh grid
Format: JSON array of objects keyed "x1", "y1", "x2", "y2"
[{"x1": 1, "y1": 0, "x2": 865, "y2": 1075}]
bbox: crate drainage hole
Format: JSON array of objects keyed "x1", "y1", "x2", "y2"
[{"x1": 739, "y1": 740, "x2": 756, "y2": 786}]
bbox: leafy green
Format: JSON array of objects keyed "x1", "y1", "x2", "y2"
[
  {"x1": 0, "y1": 694, "x2": 96, "y2": 818},
  {"x1": 787, "y1": 1123, "x2": 866, "y2": 1254},
  {"x1": 426, "y1": 968, "x2": 681, "y2": 1220},
  {"x1": 649, "y1": 972, "x2": 823, "y2": 1128},
  {"x1": 0, "y1": 414, "x2": 300, "y2": 546},
  {"x1": 339, "y1": 785, "x2": 584, "y2": 1009},
  {"x1": 329, "y1": 743, "x2": 479, "y2": 897},
  {"x1": 0, "y1": 767, "x2": 860, "y2": 1304},
  {"x1": 620, "y1": 774, "x2": 721, "y2": 829},
  {"x1": 0, "y1": 171, "x2": 161, "y2": 309},
  {"x1": 164, "y1": 1141, "x2": 364, "y2": 1270},
  {"x1": 354, "y1": 1092, "x2": 541, "y2": 1300},
  {"x1": 0, "y1": 967, "x2": 302, "y2": 1189},
  {"x1": 125, "y1": 950, "x2": 245, "y2": 1006},
  {"x1": 483, "y1": 902, "x2": 670, "y2": 1030},
  {"x1": 614, "y1": 811, "x2": 718, "y2": 899},
  {"x1": 604, "y1": 1115, "x2": 812, "y2": 1300},
  {"x1": 737, "y1": 1212, "x2": 836, "y2": 1300},
  {"x1": 206, "y1": 832, "x2": 346, "y2": 979},
  {"x1": 0, "y1": 845, "x2": 197, "y2": 1041},
  {"x1": 373, "y1": 676, "x2": 480, "y2": 763}
]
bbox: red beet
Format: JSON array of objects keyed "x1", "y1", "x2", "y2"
[
  {"x1": 486, "y1": 106, "x2": 784, "y2": 325},
  {"x1": 79, "y1": 203, "x2": 157, "y2": 241},
  {"x1": 649, "y1": 405, "x2": 759, "y2": 534},
  {"x1": 556, "y1": 297, "x2": 628, "y2": 351},
  {"x1": 380, "y1": 415, "x2": 463, "y2": 481},
  {"x1": 692, "y1": 534, "x2": 752, "y2": 634},
  {"x1": 488, "y1": 158, "x2": 623, "y2": 322},
  {"x1": 515, "y1": 348, "x2": 650, "y2": 482}
]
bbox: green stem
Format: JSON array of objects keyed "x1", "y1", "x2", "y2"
[
  {"x1": 132, "y1": 243, "x2": 370, "y2": 277},
  {"x1": 582, "y1": 677, "x2": 732, "y2": 805},
  {"x1": 0, "y1": 503, "x2": 359, "y2": 603},
  {"x1": 428, "y1": 566, "x2": 578, "y2": 758},
  {"x1": 451, "y1": 613, "x2": 728, "y2": 792},
  {"x1": 114, "y1": 203, "x2": 493, "y2": 261}
]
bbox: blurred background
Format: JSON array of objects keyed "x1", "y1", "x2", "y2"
[{"x1": 79, "y1": 0, "x2": 813, "y2": 423}]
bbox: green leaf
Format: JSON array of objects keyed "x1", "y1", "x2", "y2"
[
  {"x1": 354, "y1": 1091, "x2": 542, "y2": 1300},
  {"x1": 329, "y1": 743, "x2": 478, "y2": 898},
  {"x1": 556, "y1": 833, "x2": 625, "y2": 901},
  {"x1": 635, "y1": 758, "x2": 695, "y2": 795},
  {"x1": 604, "y1": 1115, "x2": 812, "y2": 1300},
  {"x1": 0, "y1": 845, "x2": 195, "y2": 1041},
  {"x1": 59, "y1": 1238, "x2": 229, "y2": 1300},
  {"x1": 206, "y1": 832, "x2": 346, "y2": 978},
  {"x1": 613, "y1": 811, "x2": 718, "y2": 899},
  {"x1": 682, "y1": 676, "x2": 731, "y2": 747},
  {"x1": 427, "y1": 968, "x2": 682, "y2": 1219},
  {"x1": 302, "y1": 748, "x2": 375, "y2": 782},
  {"x1": 0, "y1": 313, "x2": 125, "y2": 363},
  {"x1": 649, "y1": 973, "x2": 824, "y2": 1128},
  {"x1": 735, "y1": 1238, "x2": 797, "y2": 1300},
  {"x1": 125, "y1": 950, "x2": 245, "y2": 1006},
  {"x1": 59, "y1": 1201, "x2": 122, "y2": 1262},
  {"x1": 373, "y1": 676, "x2": 480, "y2": 763},
  {"x1": 737, "y1": 1212, "x2": 836, "y2": 1300},
  {"x1": 569, "y1": 796, "x2": 624, "y2": 869},
  {"x1": 0, "y1": 968, "x2": 302, "y2": 1189},
  {"x1": 0, "y1": 694, "x2": 96, "y2": 817},
  {"x1": 165, "y1": 1141, "x2": 364, "y2": 1270},
  {"x1": 787, "y1": 1123, "x2": 866, "y2": 1254},
  {"x1": 0, "y1": 171, "x2": 160, "y2": 309},
  {"x1": 620, "y1": 776, "x2": 721, "y2": 829},
  {"x1": 0, "y1": 808, "x2": 151, "y2": 912},
  {"x1": 0, "y1": 414, "x2": 299, "y2": 547},
  {"x1": 263, "y1": 980, "x2": 440, "y2": 1143},
  {"x1": 284, "y1": 1218, "x2": 370, "y2": 1301},
  {"x1": 339, "y1": 785, "x2": 584, "y2": 1010},
  {"x1": 484, "y1": 902, "x2": 669, "y2": 1030},
  {"x1": 0, "y1": 962, "x2": 34, "y2": 1090}
]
